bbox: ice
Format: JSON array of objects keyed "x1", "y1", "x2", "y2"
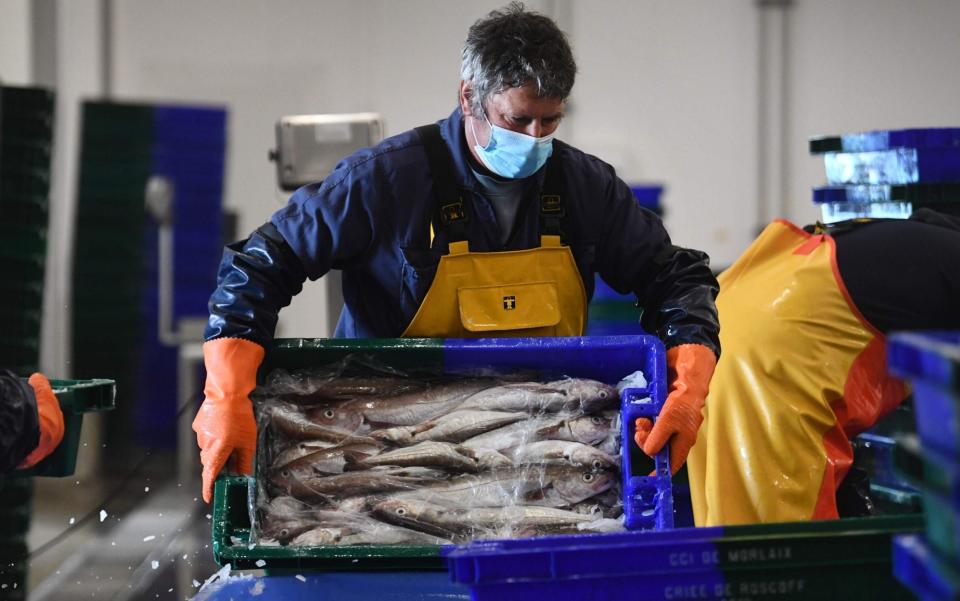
[
  {"x1": 99, "y1": 510, "x2": 108, "y2": 522},
  {"x1": 143, "y1": 535, "x2": 156, "y2": 542},
  {"x1": 617, "y1": 370, "x2": 647, "y2": 393},
  {"x1": 249, "y1": 581, "x2": 265, "y2": 595},
  {"x1": 151, "y1": 561, "x2": 159, "y2": 570},
  {"x1": 254, "y1": 559, "x2": 266, "y2": 568},
  {"x1": 192, "y1": 580, "x2": 201, "y2": 588},
  {"x1": 144, "y1": 486, "x2": 150, "y2": 492},
  {"x1": 295, "y1": 574, "x2": 306, "y2": 582},
  {"x1": 68, "y1": 517, "x2": 75, "y2": 525}
]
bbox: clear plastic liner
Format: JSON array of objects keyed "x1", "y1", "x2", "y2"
[{"x1": 253, "y1": 355, "x2": 628, "y2": 546}]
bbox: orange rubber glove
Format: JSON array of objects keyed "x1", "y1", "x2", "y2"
[
  {"x1": 18, "y1": 373, "x2": 66, "y2": 469},
  {"x1": 635, "y1": 344, "x2": 717, "y2": 475},
  {"x1": 193, "y1": 337, "x2": 265, "y2": 503}
]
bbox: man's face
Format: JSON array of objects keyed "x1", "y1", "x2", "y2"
[{"x1": 461, "y1": 82, "x2": 565, "y2": 149}]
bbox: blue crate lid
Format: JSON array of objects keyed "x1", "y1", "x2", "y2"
[
  {"x1": 888, "y1": 331, "x2": 960, "y2": 391},
  {"x1": 893, "y1": 535, "x2": 960, "y2": 601},
  {"x1": 810, "y1": 128, "x2": 960, "y2": 154},
  {"x1": 812, "y1": 183, "x2": 960, "y2": 205},
  {"x1": 822, "y1": 147, "x2": 960, "y2": 185}
]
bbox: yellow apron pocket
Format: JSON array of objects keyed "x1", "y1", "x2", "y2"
[{"x1": 457, "y1": 281, "x2": 561, "y2": 332}]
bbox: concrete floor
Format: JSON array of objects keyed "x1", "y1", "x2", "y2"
[{"x1": 25, "y1": 459, "x2": 222, "y2": 600}]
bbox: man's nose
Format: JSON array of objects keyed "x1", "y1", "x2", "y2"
[{"x1": 526, "y1": 121, "x2": 544, "y2": 138}]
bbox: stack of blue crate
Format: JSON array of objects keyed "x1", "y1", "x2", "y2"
[
  {"x1": 137, "y1": 106, "x2": 227, "y2": 448},
  {"x1": 887, "y1": 332, "x2": 960, "y2": 599},
  {"x1": 72, "y1": 101, "x2": 226, "y2": 458},
  {"x1": 808, "y1": 127, "x2": 960, "y2": 223}
]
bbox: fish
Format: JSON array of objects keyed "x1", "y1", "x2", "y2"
[
  {"x1": 352, "y1": 441, "x2": 481, "y2": 472},
  {"x1": 273, "y1": 441, "x2": 380, "y2": 476},
  {"x1": 461, "y1": 413, "x2": 615, "y2": 451},
  {"x1": 274, "y1": 375, "x2": 431, "y2": 404},
  {"x1": 269, "y1": 465, "x2": 448, "y2": 504},
  {"x1": 505, "y1": 440, "x2": 618, "y2": 471},
  {"x1": 261, "y1": 495, "x2": 312, "y2": 520},
  {"x1": 271, "y1": 441, "x2": 338, "y2": 470},
  {"x1": 260, "y1": 518, "x2": 320, "y2": 544},
  {"x1": 458, "y1": 378, "x2": 618, "y2": 414},
  {"x1": 389, "y1": 465, "x2": 602, "y2": 508},
  {"x1": 371, "y1": 410, "x2": 526, "y2": 445},
  {"x1": 372, "y1": 498, "x2": 601, "y2": 542},
  {"x1": 303, "y1": 403, "x2": 366, "y2": 433},
  {"x1": 522, "y1": 466, "x2": 616, "y2": 507},
  {"x1": 266, "y1": 402, "x2": 370, "y2": 443},
  {"x1": 342, "y1": 379, "x2": 498, "y2": 427},
  {"x1": 336, "y1": 522, "x2": 451, "y2": 546},
  {"x1": 290, "y1": 527, "x2": 346, "y2": 546},
  {"x1": 459, "y1": 446, "x2": 514, "y2": 471}
]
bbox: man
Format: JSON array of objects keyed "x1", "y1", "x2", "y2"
[
  {"x1": 0, "y1": 371, "x2": 64, "y2": 472},
  {"x1": 687, "y1": 207, "x2": 960, "y2": 526},
  {"x1": 194, "y1": 3, "x2": 721, "y2": 503}
]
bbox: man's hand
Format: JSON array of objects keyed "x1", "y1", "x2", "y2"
[
  {"x1": 635, "y1": 344, "x2": 717, "y2": 474},
  {"x1": 193, "y1": 338, "x2": 264, "y2": 503},
  {"x1": 18, "y1": 373, "x2": 65, "y2": 469}
]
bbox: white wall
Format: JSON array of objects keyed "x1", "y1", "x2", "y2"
[
  {"x1": 111, "y1": 0, "x2": 526, "y2": 337},
  {"x1": 34, "y1": 0, "x2": 960, "y2": 340},
  {"x1": 788, "y1": 0, "x2": 960, "y2": 219},
  {"x1": 0, "y1": 0, "x2": 31, "y2": 85}
]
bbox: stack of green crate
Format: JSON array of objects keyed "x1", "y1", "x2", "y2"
[
  {"x1": 0, "y1": 86, "x2": 54, "y2": 376},
  {"x1": 71, "y1": 102, "x2": 153, "y2": 458},
  {"x1": 0, "y1": 84, "x2": 55, "y2": 601}
]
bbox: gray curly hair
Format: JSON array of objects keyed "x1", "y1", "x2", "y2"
[{"x1": 460, "y1": 2, "x2": 577, "y2": 118}]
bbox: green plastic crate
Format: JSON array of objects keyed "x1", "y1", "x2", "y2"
[
  {"x1": 14, "y1": 378, "x2": 116, "y2": 478},
  {"x1": 213, "y1": 476, "x2": 445, "y2": 571}
]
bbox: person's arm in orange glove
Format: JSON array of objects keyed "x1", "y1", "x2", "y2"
[
  {"x1": 20, "y1": 373, "x2": 66, "y2": 469},
  {"x1": 193, "y1": 337, "x2": 265, "y2": 503},
  {"x1": 635, "y1": 344, "x2": 717, "y2": 475}
]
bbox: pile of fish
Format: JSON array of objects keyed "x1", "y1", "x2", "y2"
[{"x1": 254, "y1": 371, "x2": 624, "y2": 546}]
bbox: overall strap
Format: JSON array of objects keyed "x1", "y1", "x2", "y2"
[
  {"x1": 538, "y1": 153, "x2": 565, "y2": 242},
  {"x1": 415, "y1": 124, "x2": 469, "y2": 244}
]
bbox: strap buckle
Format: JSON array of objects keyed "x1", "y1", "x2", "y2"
[{"x1": 441, "y1": 200, "x2": 467, "y2": 224}]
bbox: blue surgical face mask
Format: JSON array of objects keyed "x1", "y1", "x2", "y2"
[{"x1": 471, "y1": 115, "x2": 555, "y2": 179}]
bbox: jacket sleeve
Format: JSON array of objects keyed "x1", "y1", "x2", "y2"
[
  {"x1": 0, "y1": 370, "x2": 40, "y2": 473},
  {"x1": 205, "y1": 168, "x2": 376, "y2": 345},
  {"x1": 597, "y1": 176, "x2": 721, "y2": 357}
]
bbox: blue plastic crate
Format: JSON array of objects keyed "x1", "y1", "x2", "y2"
[
  {"x1": 894, "y1": 535, "x2": 960, "y2": 601},
  {"x1": 889, "y1": 331, "x2": 960, "y2": 392},
  {"x1": 811, "y1": 128, "x2": 960, "y2": 154},
  {"x1": 445, "y1": 516, "x2": 920, "y2": 601},
  {"x1": 855, "y1": 432, "x2": 920, "y2": 494}
]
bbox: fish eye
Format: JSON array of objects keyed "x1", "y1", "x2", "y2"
[
  {"x1": 323, "y1": 409, "x2": 335, "y2": 419},
  {"x1": 396, "y1": 507, "x2": 407, "y2": 516},
  {"x1": 599, "y1": 391, "x2": 608, "y2": 399},
  {"x1": 279, "y1": 528, "x2": 289, "y2": 538},
  {"x1": 592, "y1": 459, "x2": 603, "y2": 470},
  {"x1": 583, "y1": 473, "x2": 594, "y2": 482},
  {"x1": 591, "y1": 416, "x2": 603, "y2": 424},
  {"x1": 280, "y1": 469, "x2": 290, "y2": 478}
]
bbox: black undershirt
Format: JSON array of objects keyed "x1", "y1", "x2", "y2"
[{"x1": 833, "y1": 210, "x2": 960, "y2": 334}]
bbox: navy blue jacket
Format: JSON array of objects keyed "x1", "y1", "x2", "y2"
[
  {"x1": 206, "y1": 108, "x2": 720, "y2": 355},
  {"x1": 0, "y1": 370, "x2": 40, "y2": 473}
]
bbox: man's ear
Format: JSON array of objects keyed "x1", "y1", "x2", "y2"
[{"x1": 459, "y1": 81, "x2": 474, "y2": 117}]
